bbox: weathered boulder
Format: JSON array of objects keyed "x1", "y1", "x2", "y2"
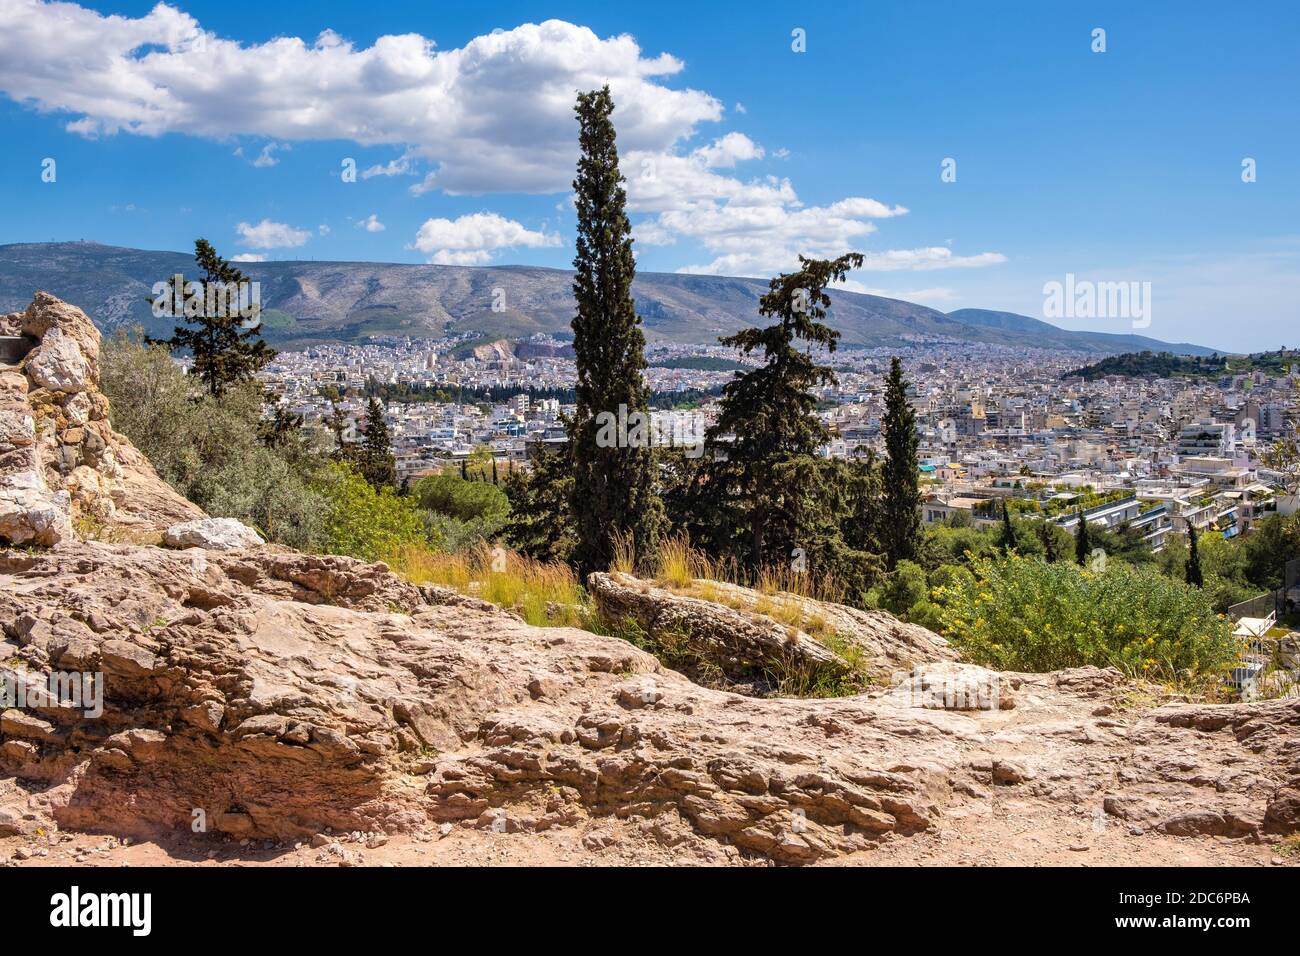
[
  {"x1": 0, "y1": 292, "x2": 203, "y2": 547},
  {"x1": 163, "y1": 517, "x2": 265, "y2": 551},
  {"x1": 587, "y1": 570, "x2": 852, "y2": 692},
  {"x1": 587, "y1": 570, "x2": 957, "y2": 692}
]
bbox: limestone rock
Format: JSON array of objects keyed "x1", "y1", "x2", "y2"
[
  {"x1": 163, "y1": 517, "x2": 265, "y2": 551},
  {"x1": 0, "y1": 292, "x2": 203, "y2": 547},
  {"x1": 2, "y1": 541, "x2": 1296, "y2": 865}
]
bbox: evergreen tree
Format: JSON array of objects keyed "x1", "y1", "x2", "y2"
[
  {"x1": 998, "y1": 500, "x2": 1016, "y2": 554},
  {"x1": 698, "y1": 253, "x2": 864, "y2": 575},
  {"x1": 880, "y1": 356, "x2": 921, "y2": 569},
  {"x1": 568, "y1": 86, "x2": 664, "y2": 576},
  {"x1": 359, "y1": 396, "x2": 396, "y2": 489},
  {"x1": 1074, "y1": 509, "x2": 1092, "y2": 566},
  {"x1": 151, "y1": 238, "x2": 276, "y2": 397},
  {"x1": 1036, "y1": 520, "x2": 1062, "y2": 563},
  {"x1": 1185, "y1": 524, "x2": 1205, "y2": 587},
  {"x1": 491, "y1": 458, "x2": 499, "y2": 485},
  {"x1": 503, "y1": 442, "x2": 577, "y2": 564}
]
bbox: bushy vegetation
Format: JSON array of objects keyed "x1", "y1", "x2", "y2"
[{"x1": 933, "y1": 554, "x2": 1237, "y2": 690}]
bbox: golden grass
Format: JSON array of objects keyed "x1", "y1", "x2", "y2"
[{"x1": 387, "y1": 541, "x2": 586, "y2": 628}]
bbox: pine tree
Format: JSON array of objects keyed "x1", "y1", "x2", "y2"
[
  {"x1": 359, "y1": 396, "x2": 396, "y2": 489},
  {"x1": 151, "y1": 238, "x2": 276, "y2": 397},
  {"x1": 1185, "y1": 523, "x2": 1205, "y2": 587},
  {"x1": 698, "y1": 253, "x2": 864, "y2": 574},
  {"x1": 880, "y1": 357, "x2": 921, "y2": 569},
  {"x1": 569, "y1": 86, "x2": 664, "y2": 576},
  {"x1": 998, "y1": 500, "x2": 1016, "y2": 554},
  {"x1": 1074, "y1": 509, "x2": 1092, "y2": 566}
]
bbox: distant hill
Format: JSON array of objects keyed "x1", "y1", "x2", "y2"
[
  {"x1": 1064, "y1": 348, "x2": 1297, "y2": 381},
  {"x1": 947, "y1": 309, "x2": 1219, "y2": 357},
  {"x1": 0, "y1": 241, "x2": 1218, "y2": 355}
]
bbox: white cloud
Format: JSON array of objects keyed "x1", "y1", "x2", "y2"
[
  {"x1": 358, "y1": 213, "x2": 385, "y2": 232},
  {"x1": 251, "y1": 142, "x2": 289, "y2": 167},
  {"x1": 361, "y1": 154, "x2": 417, "y2": 179},
  {"x1": 0, "y1": 3, "x2": 720, "y2": 194},
  {"x1": 410, "y1": 212, "x2": 560, "y2": 265},
  {"x1": 0, "y1": 2, "x2": 1006, "y2": 279},
  {"x1": 693, "y1": 132, "x2": 763, "y2": 169},
  {"x1": 318, "y1": 224, "x2": 330, "y2": 235},
  {"x1": 231, "y1": 253, "x2": 266, "y2": 262},
  {"x1": 236, "y1": 219, "x2": 311, "y2": 249}
]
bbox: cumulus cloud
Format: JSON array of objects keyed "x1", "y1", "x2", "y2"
[
  {"x1": 410, "y1": 212, "x2": 560, "y2": 265},
  {"x1": 236, "y1": 219, "x2": 311, "y2": 249},
  {"x1": 230, "y1": 253, "x2": 266, "y2": 262},
  {"x1": 358, "y1": 213, "x2": 385, "y2": 232},
  {"x1": 0, "y1": 2, "x2": 720, "y2": 194},
  {"x1": 0, "y1": 2, "x2": 1006, "y2": 279}
]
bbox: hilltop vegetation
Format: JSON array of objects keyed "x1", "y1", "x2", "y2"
[{"x1": 1065, "y1": 347, "x2": 1298, "y2": 381}]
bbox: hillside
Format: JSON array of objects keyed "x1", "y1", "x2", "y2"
[
  {"x1": 947, "y1": 308, "x2": 1219, "y2": 357},
  {"x1": 0, "y1": 241, "x2": 1217, "y2": 355},
  {"x1": 1064, "y1": 348, "x2": 1297, "y2": 381}
]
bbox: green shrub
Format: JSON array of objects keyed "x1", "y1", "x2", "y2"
[
  {"x1": 313, "y1": 462, "x2": 426, "y2": 561},
  {"x1": 933, "y1": 553, "x2": 1236, "y2": 688}
]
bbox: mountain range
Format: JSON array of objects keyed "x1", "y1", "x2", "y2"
[{"x1": 0, "y1": 241, "x2": 1218, "y2": 355}]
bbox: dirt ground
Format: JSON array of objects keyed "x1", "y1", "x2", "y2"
[{"x1": 3, "y1": 798, "x2": 1294, "y2": 868}]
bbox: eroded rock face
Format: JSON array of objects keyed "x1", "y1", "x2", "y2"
[
  {"x1": 2, "y1": 542, "x2": 1297, "y2": 864},
  {"x1": 0, "y1": 292, "x2": 203, "y2": 547}
]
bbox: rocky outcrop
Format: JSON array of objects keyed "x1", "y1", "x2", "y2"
[
  {"x1": 0, "y1": 292, "x2": 203, "y2": 547},
  {"x1": 3, "y1": 542, "x2": 1297, "y2": 865},
  {"x1": 587, "y1": 571, "x2": 958, "y2": 692},
  {"x1": 163, "y1": 517, "x2": 264, "y2": 551}
]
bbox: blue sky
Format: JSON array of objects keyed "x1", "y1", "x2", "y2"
[{"x1": 0, "y1": 0, "x2": 1297, "y2": 351}]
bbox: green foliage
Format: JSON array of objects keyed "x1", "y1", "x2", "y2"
[
  {"x1": 149, "y1": 238, "x2": 276, "y2": 397},
  {"x1": 933, "y1": 554, "x2": 1236, "y2": 687},
  {"x1": 358, "y1": 396, "x2": 397, "y2": 489},
  {"x1": 1244, "y1": 512, "x2": 1300, "y2": 590},
  {"x1": 569, "y1": 85, "x2": 664, "y2": 575},
  {"x1": 1185, "y1": 524, "x2": 1204, "y2": 587},
  {"x1": 411, "y1": 472, "x2": 510, "y2": 551},
  {"x1": 313, "y1": 462, "x2": 426, "y2": 562},
  {"x1": 880, "y1": 356, "x2": 921, "y2": 568},
  {"x1": 867, "y1": 559, "x2": 939, "y2": 629},
  {"x1": 413, "y1": 473, "x2": 509, "y2": 522},
  {"x1": 503, "y1": 443, "x2": 577, "y2": 564},
  {"x1": 697, "y1": 253, "x2": 865, "y2": 574},
  {"x1": 102, "y1": 329, "x2": 326, "y2": 549},
  {"x1": 1074, "y1": 510, "x2": 1092, "y2": 565}
]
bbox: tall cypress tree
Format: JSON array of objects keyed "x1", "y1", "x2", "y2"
[
  {"x1": 360, "y1": 396, "x2": 396, "y2": 489},
  {"x1": 700, "y1": 253, "x2": 864, "y2": 574},
  {"x1": 998, "y1": 500, "x2": 1016, "y2": 554},
  {"x1": 880, "y1": 357, "x2": 921, "y2": 569},
  {"x1": 152, "y1": 238, "x2": 276, "y2": 397},
  {"x1": 1185, "y1": 523, "x2": 1205, "y2": 587},
  {"x1": 1074, "y1": 508, "x2": 1092, "y2": 566},
  {"x1": 569, "y1": 86, "x2": 664, "y2": 577}
]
